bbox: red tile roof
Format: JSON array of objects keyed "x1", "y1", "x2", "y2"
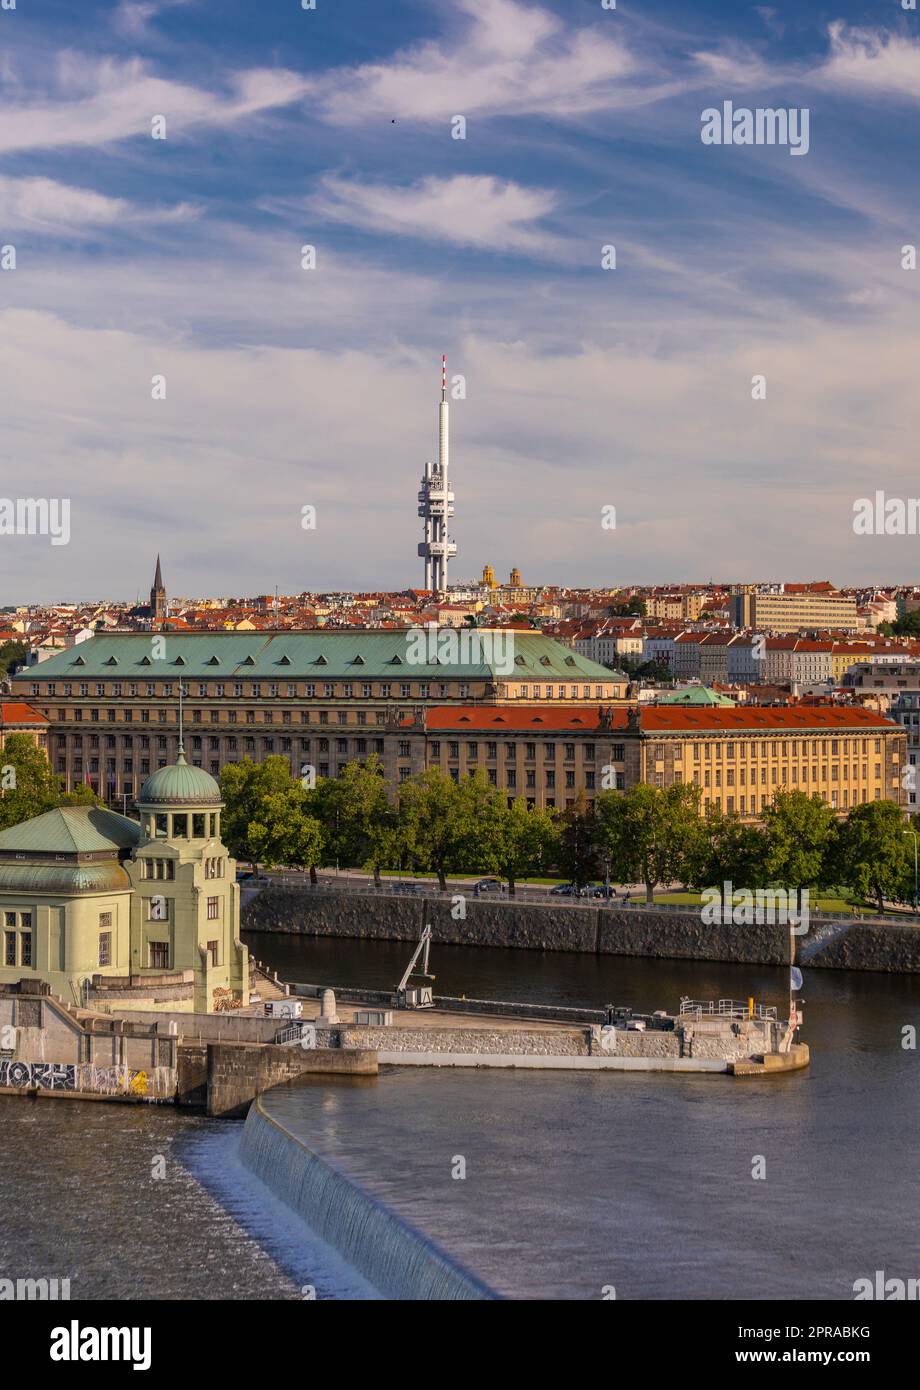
[
  {"x1": 0, "y1": 702, "x2": 48, "y2": 725},
  {"x1": 410, "y1": 705, "x2": 901, "y2": 734},
  {"x1": 413, "y1": 706, "x2": 629, "y2": 731},
  {"x1": 640, "y1": 706, "x2": 899, "y2": 732}
]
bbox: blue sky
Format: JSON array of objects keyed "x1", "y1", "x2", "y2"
[{"x1": 1, "y1": 0, "x2": 918, "y2": 602}]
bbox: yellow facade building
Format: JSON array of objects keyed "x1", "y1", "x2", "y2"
[{"x1": 0, "y1": 751, "x2": 248, "y2": 1012}]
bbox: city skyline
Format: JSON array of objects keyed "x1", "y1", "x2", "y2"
[{"x1": 1, "y1": 0, "x2": 919, "y2": 601}]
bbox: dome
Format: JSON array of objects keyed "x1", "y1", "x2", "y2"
[{"x1": 138, "y1": 750, "x2": 222, "y2": 806}]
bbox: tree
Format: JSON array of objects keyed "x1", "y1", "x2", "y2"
[
  {"x1": 0, "y1": 733, "x2": 74, "y2": 830},
  {"x1": 834, "y1": 801, "x2": 913, "y2": 915},
  {"x1": 315, "y1": 755, "x2": 396, "y2": 886},
  {"x1": 248, "y1": 786, "x2": 324, "y2": 872},
  {"x1": 693, "y1": 805, "x2": 769, "y2": 890},
  {"x1": 761, "y1": 790, "x2": 836, "y2": 917},
  {"x1": 0, "y1": 640, "x2": 27, "y2": 678},
  {"x1": 219, "y1": 756, "x2": 298, "y2": 861},
  {"x1": 486, "y1": 797, "x2": 558, "y2": 896},
  {"x1": 595, "y1": 782, "x2": 703, "y2": 904},
  {"x1": 556, "y1": 791, "x2": 601, "y2": 890},
  {"x1": 396, "y1": 768, "x2": 485, "y2": 890}
]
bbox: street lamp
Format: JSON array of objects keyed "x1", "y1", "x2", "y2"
[{"x1": 904, "y1": 827, "x2": 919, "y2": 915}]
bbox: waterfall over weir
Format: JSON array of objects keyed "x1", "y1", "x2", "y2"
[{"x1": 240, "y1": 1098, "x2": 497, "y2": 1301}]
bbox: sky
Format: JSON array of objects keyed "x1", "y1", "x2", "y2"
[{"x1": 0, "y1": 0, "x2": 918, "y2": 603}]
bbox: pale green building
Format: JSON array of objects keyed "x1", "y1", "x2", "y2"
[{"x1": 0, "y1": 752, "x2": 248, "y2": 1013}]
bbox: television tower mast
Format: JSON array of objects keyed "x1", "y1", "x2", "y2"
[{"x1": 417, "y1": 355, "x2": 457, "y2": 594}]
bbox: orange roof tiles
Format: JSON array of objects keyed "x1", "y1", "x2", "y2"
[{"x1": 0, "y1": 702, "x2": 48, "y2": 725}]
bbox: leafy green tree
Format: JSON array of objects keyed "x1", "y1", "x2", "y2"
[
  {"x1": 833, "y1": 801, "x2": 913, "y2": 915},
  {"x1": 484, "y1": 796, "x2": 558, "y2": 896},
  {"x1": 0, "y1": 733, "x2": 76, "y2": 830},
  {"x1": 396, "y1": 767, "x2": 487, "y2": 890},
  {"x1": 761, "y1": 790, "x2": 837, "y2": 916},
  {"x1": 595, "y1": 782, "x2": 703, "y2": 904},
  {"x1": 0, "y1": 640, "x2": 27, "y2": 678},
  {"x1": 59, "y1": 782, "x2": 102, "y2": 809},
  {"x1": 315, "y1": 755, "x2": 395, "y2": 886},
  {"x1": 693, "y1": 805, "x2": 769, "y2": 890},
  {"x1": 556, "y1": 791, "x2": 601, "y2": 890},
  {"x1": 219, "y1": 756, "x2": 298, "y2": 861},
  {"x1": 248, "y1": 786, "x2": 324, "y2": 872}
]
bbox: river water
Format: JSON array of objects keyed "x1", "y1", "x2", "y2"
[{"x1": 2, "y1": 933, "x2": 918, "y2": 1300}]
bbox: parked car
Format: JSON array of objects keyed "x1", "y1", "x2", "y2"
[
  {"x1": 391, "y1": 881, "x2": 425, "y2": 895},
  {"x1": 550, "y1": 883, "x2": 577, "y2": 896},
  {"x1": 473, "y1": 877, "x2": 504, "y2": 894},
  {"x1": 592, "y1": 884, "x2": 617, "y2": 900}
]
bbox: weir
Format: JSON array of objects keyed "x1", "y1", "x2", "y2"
[{"x1": 239, "y1": 1096, "x2": 497, "y2": 1301}]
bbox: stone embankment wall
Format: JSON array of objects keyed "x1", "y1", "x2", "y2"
[
  {"x1": 337, "y1": 1025, "x2": 590, "y2": 1056},
  {"x1": 206, "y1": 1040, "x2": 377, "y2": 1118},
  {"x1": 243, "y1": 887, "x2": 920, "y2": 971}
]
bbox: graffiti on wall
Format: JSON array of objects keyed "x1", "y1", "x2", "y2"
[{"x1": 0, "y1": 1061, "x2": 159, "y2": 1097}]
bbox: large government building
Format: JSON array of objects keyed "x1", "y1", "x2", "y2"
[{"x1": 13, "y1": 631, "x2": 627, "y2": 804}]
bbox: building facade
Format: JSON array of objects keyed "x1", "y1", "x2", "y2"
[
  {"x1": 14, "y1": 631, "x2": 626, "y2": 803},
  {"x1": 0, "y1": 757, "x2": 247, "y2": 1013},
  {"x1": 395, "y1": 703, "x2": 905, "y2": 817}
]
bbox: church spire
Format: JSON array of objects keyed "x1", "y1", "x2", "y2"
[{"x1": 150, "y1": 554, "x2": 166, "y2": 623}]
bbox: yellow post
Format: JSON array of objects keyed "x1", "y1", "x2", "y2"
[{"x1": 748, "y1": 996, "x2": 754, "y2": 1018}]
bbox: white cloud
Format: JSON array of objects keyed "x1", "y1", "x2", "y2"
[
  {"x1": 304, "y1": 0, "x2": 654, "y2": 126},
  {"x1": 309, "y1": 174, "x2": 561, "y2": 254},
  {"x1": 817, "y1": 22, "x2": 920, "y2": 100},
  {"x1": 0, "y1": 175, "x2": 196, "y2": 233},
  {"x1": 0, "y1": 55, "x2": 308, "y2": 154}
]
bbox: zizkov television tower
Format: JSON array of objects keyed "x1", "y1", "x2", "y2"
[{"x1": 417, "y1": 355, "x2": 457, "y2": 594}]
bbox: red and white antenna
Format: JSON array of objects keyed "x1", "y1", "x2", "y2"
[{"x1": 441, "y1": 353, "x2": 447, "y2": 401}]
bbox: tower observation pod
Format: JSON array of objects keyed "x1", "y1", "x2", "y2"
[{"x1": 417, "y1": 354, "x2": 457, "y2": 594}]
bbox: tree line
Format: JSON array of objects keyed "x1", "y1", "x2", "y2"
[{"x1": 218, "y1": 756, "x2": 918, "y2": 912}]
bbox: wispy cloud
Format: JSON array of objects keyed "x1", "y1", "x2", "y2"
[
  {"x1": 0, "y1": 174, "x2": 196, "y2": 233},
  {"x1": 308, "y1": 174, "x2": 562, "y2": 255},
  {"x1": 0, "y1": 55, "x2": 307, "y2": 154},
  {"x1": 302, "y1": 0, "x2": 663, "y2": 126},
  {"x1": 817, "y1": 22, "x2": 920, "y2": 101}
]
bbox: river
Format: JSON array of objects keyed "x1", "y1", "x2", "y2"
[{"x1": 1, "y1": 934, "x2": 917, "y2": 1299}]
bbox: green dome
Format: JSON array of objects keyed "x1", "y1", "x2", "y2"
[{"x1": 138, "y1": 750, "x2": 222, "y2": 806}]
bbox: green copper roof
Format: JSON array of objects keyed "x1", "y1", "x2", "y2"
[
  {"x1": 0, "y1": 806, "x2": 141, "y2": 855},
  {"x1": 657, "y1": 686, "x2": 737, "y2": 707},
  {"x1": 138, "y1": 751, "x2": 222, "y2": 806},
  {"x1": 0, "y1": 862, "x2": 132, "y2": 894},
  {"x1": 20, "y1": 631, "x2": 619, "y2": 683}
]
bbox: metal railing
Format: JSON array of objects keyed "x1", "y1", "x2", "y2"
[
  {"x1": 247, "y1": 876, "x2": 901, "y2": 922},
  {"x1": 679, "y1": 997, "x2": 778, "y2": 1021}
]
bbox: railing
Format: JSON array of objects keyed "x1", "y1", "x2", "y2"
[
  {"x1": 249, "y1": 876, "x2": 900, "y2": 922},
  {"x1": 679, "y1": 997, "x2": 778, "y2": 1021}
]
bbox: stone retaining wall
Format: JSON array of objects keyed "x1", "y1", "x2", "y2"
[
  {"x1": 242, "y1": 887, "x2": 920, "y2": 972},
  {"x1": 337, "y1": 1025, "x2": 590, "y2": 1056}
]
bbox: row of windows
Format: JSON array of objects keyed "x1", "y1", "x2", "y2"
[
  {"x1": 53, "y1": 708, "x2": 392, "y2": 726},
  {"x1": 38, "y1": 681, "x2": 470, "y2": 700},
  {"x1": 684, "y1": 764, "x2": 881, "y2": 788},
  {"x1": 36, "y1": 680, "x2": 615, "y2": 700},
  {"x1": 672, "y1": 737, "x2": 884, "y2": 760},
  {"x1": 429, "y1": 742, "x2": 597, "y2": 761},
  {"x1": 56, "y1": 734, "x2": 386, "y2": 754},
  {"x1": 145, "y1": 895, "x2": 222, "y2": 921},
  {"x1": 146, "y1": 939, "x2": 220, "y2": 970}
]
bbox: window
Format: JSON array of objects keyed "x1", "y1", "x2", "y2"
[
  {"x1": 4, "y1": 932, "x2": 15, "y2": 965},
  {"x1": 20, "y1": 933, "x2": 32, "y2": 967},
  {"x1": 98, "y1": 932, "x2": 111, "y2": 966},
  {"x1": 207, "y1": 939, "x2": 219, "y2": 965},
  {"x1": 207, "y1": 897, "x2": 220, "y2": 921},
  {"x1": 149, "y1": 942, "x2": 170, "y2": 969}
]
